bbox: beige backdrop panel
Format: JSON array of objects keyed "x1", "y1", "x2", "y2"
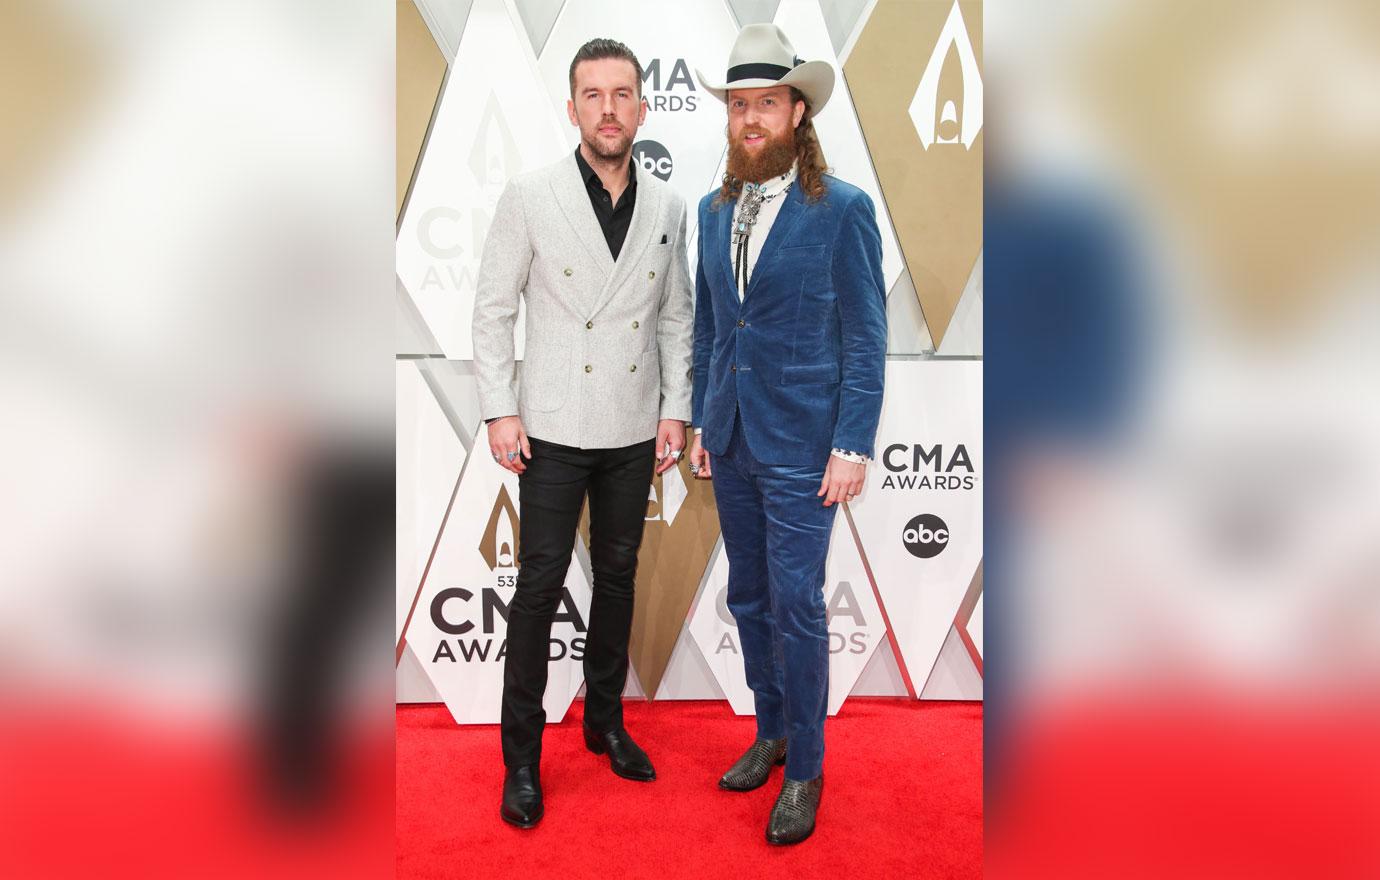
[
  {"x1": 396, "y1": 0, "x2": 447, "y2": 219},
  {"x1": 846, "y1": 0, "x2": 982, "y2": 347}
]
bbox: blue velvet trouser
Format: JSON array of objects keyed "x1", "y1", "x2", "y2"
[{"x1": 713, "y1": 412, "x2": 837, "y2": 781}]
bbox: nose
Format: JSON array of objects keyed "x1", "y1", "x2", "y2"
[{"x1": 601, "y1": 93, "x2": 617, "y2": 118}]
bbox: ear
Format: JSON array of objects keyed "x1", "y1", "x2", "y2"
[
  {"x1": 638, "y1": 95, "x2": 648, "y2": 127},
  {"x1": 566, "y1": 98, "x2": 578, "y2": 127},
  {"x1": 793, "y1": 99, "x2": 806, "y2": 128}
]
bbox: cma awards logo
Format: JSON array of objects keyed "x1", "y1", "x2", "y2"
[
  {"x1": 710, "y1": 582, "x2": 872, "y2": 656},
  {"x1": 902, "y1": 513, "x2": 949, "y2": 559},
  {"x1": 429, "y1": 486, "x2": 587, "y2": 663},
  {"x1": 480, "y1": 484, "x2": 519, "y2": 570},
  {"x1": 633, "y1": 140, "x2": 673, "y2": 181},
  {"x1": 879, "y1": 443, "x2": 976, "y2": 490},
  {"x1": 415, "y1": 92, "x2": 521, "y2": 293},
  {"x1": 641, "y1": 58, "x2": 698, "y2": 112},
  {"x1": 909, "y1": 0, "x2": 982, "y2": 149}
]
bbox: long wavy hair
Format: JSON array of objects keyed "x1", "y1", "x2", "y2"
[{"x1": 715, "y1": 88, "x2": 829, "y2": 208}]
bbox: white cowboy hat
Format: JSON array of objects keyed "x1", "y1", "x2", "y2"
[{"x1": 695, "y1": 24, "x2": 834, "y2": 118}]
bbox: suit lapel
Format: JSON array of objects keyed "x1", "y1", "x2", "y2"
[
  {"x1": 588, "y1": 163, "x2": 661, "y2": 319},
  {"x1": 550, "y1": 154, "x2": 615, "y2": 296},
  {"x1": 743, "y1": 183, "x2": 806, "y2": 302},
  {"x1": 716, "y1": 198, "x2": 736, "y2": 305}
]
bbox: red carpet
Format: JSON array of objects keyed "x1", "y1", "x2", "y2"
[{"x1": 396, "y1": 698, "x2": 982, "y2": 878}]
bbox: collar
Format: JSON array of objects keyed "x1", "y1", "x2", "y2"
[
  {"x1": 742, "y1": 162, "x2": 797, "y2": 201},
  {"x1": 574, "y1": 146, "x2": 635, "y2": 193}
]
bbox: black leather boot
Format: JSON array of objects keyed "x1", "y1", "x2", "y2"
[
  {"x1": 718, "y1": 738, "x2": 786, "y2": 791},
  {"x1": 766, "y1": 774, "x2": 823, "y2": 845},
  {"x1": 500, "y1": 764, "x2": 543, "y2": 829},
  {"x1": 583, "y1": 725, "x2": 655, "y2": 781}
]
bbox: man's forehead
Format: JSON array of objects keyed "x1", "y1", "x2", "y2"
[
  {"x1": 573, "y1": 57, "x2": 639, "y2": 89},
  {"x1": 728, "y1": 85, "x2": 794, "y2": 101}
]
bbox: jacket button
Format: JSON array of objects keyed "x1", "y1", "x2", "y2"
[
  {"x1": 584, "y1": 365, "x2": 592, "y2": 373},
  {"x1": 737, "y1": 320, "x2": 745, "y2": 328},
  {"x1": 586, "y1": 321, "x2": 593, "y2": 329},
  {"x1": 630, "y1": 364, "x2": 637, "y2": 372},
  {"x1": 632, "y1": 320, "x2": 639, "y2": 329},
  {"x1": 730, "y1": 364, "x2": 737, "y2": 373},
  {"x1": 564, "y1": 268, "x2": 573, "y2": 277},
  {"x1": 648, "y1": 271, "x2": 655, "y2": 280}
]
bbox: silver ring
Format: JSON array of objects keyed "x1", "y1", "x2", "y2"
[
  {"x1": 507, "y1": 451, "x2": 518, "y2": 462},
  {"x1": 492, "y1": 454, "x2": 500, "y2": 462},
  {"x1": 689, "y1": 463, "x2": 700, "y2": 474},
  {"x1": 669, "y1": 448, "x2": 681, "y2": 459}
]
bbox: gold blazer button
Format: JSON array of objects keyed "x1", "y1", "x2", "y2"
[
  {"x1": 648, "y1": 270, "x2": 655, "y2": 279},
  {"x1": 630, "y1": 364, "x2": 637, "y2": 372},
  {"x1": 586, "y1": 321, "x2": 593, "y2": 329},
  {"x1": 564, "y1": 268, "x2": 573, "y2": 277},
  {"x1": 584, "y1": 365, "x2": 592, "y2": 373},
  {"x1": 632, "y1": 320, "x2": 639, "y2": 329}
]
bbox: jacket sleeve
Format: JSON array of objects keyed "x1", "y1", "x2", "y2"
[
  {"x1": 656, "y1": 198, "x2": 694, "y2": 422},
  {"x1": 691, "y1": 201, "x2": 715, "y2": 429},
  {"x1": 471, "y1": 180, "x2": 531, "y2": 421},
  {"x1": 830, "y1": 192, "x2": 887, "y2": 457}
]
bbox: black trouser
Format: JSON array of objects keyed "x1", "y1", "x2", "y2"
[{"x1": 500, "y1": 435, "x2": 655, "y2": 767}]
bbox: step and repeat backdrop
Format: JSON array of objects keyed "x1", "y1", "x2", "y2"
[{"x1": 396, "y1": 0, "x2": 982, "y2": 722}]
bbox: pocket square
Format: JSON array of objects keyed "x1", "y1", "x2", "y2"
[{"x1": 659, "y1": 234, "x2": 668, "y2": 244}]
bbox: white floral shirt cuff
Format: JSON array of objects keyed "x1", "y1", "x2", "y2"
[{"x1": 830, "y1": 448, "x2": 868, "y2": 464}]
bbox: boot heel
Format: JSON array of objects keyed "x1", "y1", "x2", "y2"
[{"x1": 584, "y1": 729, "x2": 606, "y2": 755}]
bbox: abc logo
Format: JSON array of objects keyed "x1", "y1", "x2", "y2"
[
  {"x1": 902, "y1": 514, "x2": 949, "y2": 559},
  {"x1": 633, "y1": 139, "x2": 673, "y2": 181}
]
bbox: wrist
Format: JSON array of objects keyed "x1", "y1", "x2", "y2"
[{"x1": 830, "y1": 448, "x2": 868, "y2": 465}]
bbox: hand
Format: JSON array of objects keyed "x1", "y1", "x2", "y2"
[
  {"x1": 487, "y1": 416, "x2": 531, "y2": 474},
  {"x1": 688, "y1": 431, "x2": 712, "y2": 480},
  {"x1": 818, "y1": 455, "x2": 864, "y2": 506},
  {"x1": 655, "y1": 419, "x2": 686, "y2": 475}
]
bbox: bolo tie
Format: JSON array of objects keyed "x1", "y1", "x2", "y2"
[{"x1": 732, "y1": 178, "x2": 791, "y2": 294}]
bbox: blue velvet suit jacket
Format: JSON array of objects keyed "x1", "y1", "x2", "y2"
[{"x1": 691, "y1": 176, "x2": 887, "y2": 467}]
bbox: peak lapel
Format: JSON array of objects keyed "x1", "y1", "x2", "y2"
[
  {"x1": 550, "y1": 153, "x2": 615, "y2": 282},
  {"x1": 743, "y1": 183, "x2": 806, "y2": 302},
  {"x1": 716, "y1": 197, "x2": 735, "y2": 302},
  {"x1": 588, "y1": 164, "x2": 661, "y2": 319}
]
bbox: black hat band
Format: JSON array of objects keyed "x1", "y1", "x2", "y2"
[{"x1": 725, "y1": 62, "x2": 794, "y2": 82}]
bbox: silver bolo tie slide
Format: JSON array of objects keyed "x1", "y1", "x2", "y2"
[{"x1": 733, "y1": 185, "x2": 765, "y2": 290}]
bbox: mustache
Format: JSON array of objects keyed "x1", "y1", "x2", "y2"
[{"x1": 597, "y1": 118, "x2": 623, "y2": 129}]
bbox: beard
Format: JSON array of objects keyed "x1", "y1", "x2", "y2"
[
  {"x1": 727, "y1": 126, "x2": 796, "y2": 183},
  {"x1": 583, "y1": 118, "x2": 634, "y2": 161}
]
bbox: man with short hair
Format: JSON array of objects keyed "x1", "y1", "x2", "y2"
[
  {"x1": 472, "y1": 37, "x2": 693, "y2": 829},
  {"x1": 689, "y1": 24, "x2": 887, "y2": 845}
]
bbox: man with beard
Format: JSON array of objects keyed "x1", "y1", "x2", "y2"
[
  {"x1": 472, "y1": 38, "x2": 693, "y2": 829},
  {"x1": 688, "y1": 25, "x2": 886, "y2": 845}
]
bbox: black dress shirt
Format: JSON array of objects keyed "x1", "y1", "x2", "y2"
[{"x1": 574, "y1": 147, "x2": 637, "y2": 261}]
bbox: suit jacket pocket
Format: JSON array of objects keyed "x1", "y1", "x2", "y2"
[
  {"x1": 520, "y1": 344, "x2": 569, "y2": 412},
  {"x1": 780, "y1": 362, "x2": 841, "y2": 385}
]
